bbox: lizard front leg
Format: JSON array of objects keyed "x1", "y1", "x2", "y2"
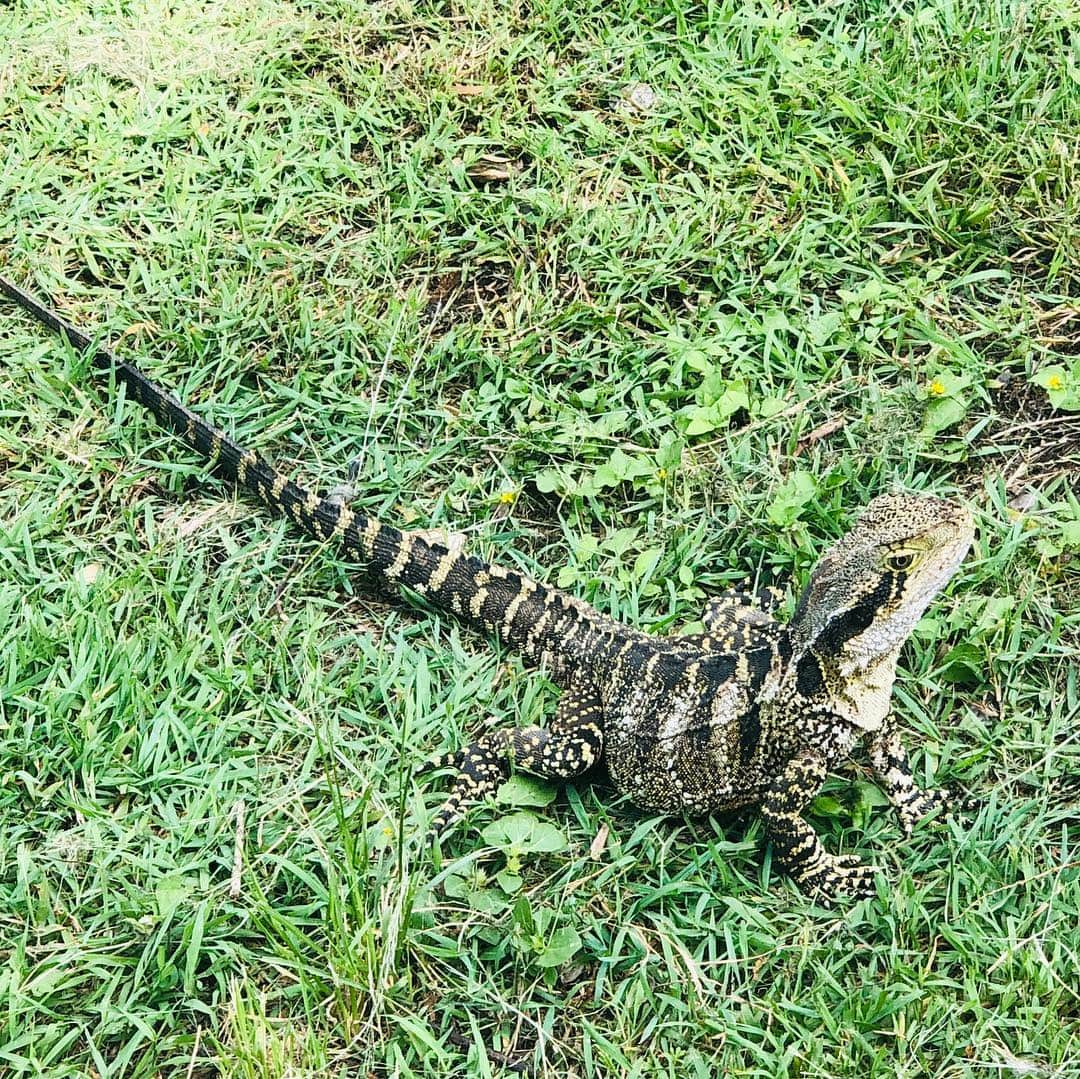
[
  {"x1": 761, "y1": 751, "x2": 878, "y2": 900},
  {"x1": 867, "y1": 725, "x2": 954, "y2": 836}
]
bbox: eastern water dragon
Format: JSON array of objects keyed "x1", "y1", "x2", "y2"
[{"x1": 1, "y1": 276, "x2": 975, "y2": 900}]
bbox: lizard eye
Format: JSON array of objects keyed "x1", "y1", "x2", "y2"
[{"x1": 886, "y1": 551, "x2": 916, "y2": 572}]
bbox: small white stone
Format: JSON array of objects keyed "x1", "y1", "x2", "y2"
[
  {"x1": 74, "y1": 562, "x2": 102, "y2": 587},
  {"x1": 626, "y1": 83, "x2": 657, "y2": 112}
]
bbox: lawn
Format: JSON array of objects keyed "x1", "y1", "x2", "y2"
[{"x1": 1, "y1": 0, "x2": 1079, "y2": 1075}]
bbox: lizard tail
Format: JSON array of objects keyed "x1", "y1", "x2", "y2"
[{"x1": 1, "y1": 276, "x2": 618, "y2": 674}]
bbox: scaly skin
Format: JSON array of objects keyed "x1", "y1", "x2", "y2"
[{"x1": 1, "y1": 276, "x2": 975, "y2": 901}]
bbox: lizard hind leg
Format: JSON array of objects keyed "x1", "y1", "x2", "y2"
[
  {"x1": 426, "y1": 737, "x2": 506, "y2": 839},
  {"x1": 426, "y1": 684, "x2": 605, "y2": 840},
  {"x1": 701, "y1": 585, "x2": 785, "y2": 633}
]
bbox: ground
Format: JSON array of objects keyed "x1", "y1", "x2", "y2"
[{"x1": 1, "y1": 0, "x2": 1079, "y2": 1075}]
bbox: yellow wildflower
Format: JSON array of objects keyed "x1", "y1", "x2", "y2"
[
  {"x1": 1046, "y1": 374, "x2": 1064, "y2": 391},
  {"x1": 498, "y1": 490, "x2": 518, "y2": 505},
  {"x1": 928, "y1": 379, "x2": 947, "y2": 396},
  {"x1": 656, "y1": 468, "x2": 668, "y2": 481}
]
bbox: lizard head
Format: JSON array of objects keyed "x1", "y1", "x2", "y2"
[{"x1": 789, "y1": 493, "x2": 974, "y2": 672}]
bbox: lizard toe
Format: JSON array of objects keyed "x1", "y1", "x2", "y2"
[
  {"x1": 901, "y1": 786, "x2": 978, "y2": 838},
  {"x1": 945, "y1": 785, "x2": 979, "y2": 817}
]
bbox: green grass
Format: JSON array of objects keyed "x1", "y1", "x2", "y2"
[{"x1": 1, "y1": 0, "x2": 1079, "y2": 1074}]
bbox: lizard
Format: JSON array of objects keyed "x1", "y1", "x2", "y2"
[{"x1": 1, "y1": 275, "x2": 975, "y2": 901}]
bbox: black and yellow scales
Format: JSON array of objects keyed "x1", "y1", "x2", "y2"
[{"x1": 2, "y1": 276, "x2": 976, "y2": 901}]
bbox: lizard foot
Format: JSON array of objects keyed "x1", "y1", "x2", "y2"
[
  {"x1": 426, "y1": 741, "x2": 505, "y2": 840},
  {"x1": 898, "y1": 786, "x2": 975, "y2": 836},
  {"x1": 796, "y1": 853, "x2": 879, "y2": 902},
  {"x1": 419, "y1": 747, "x2": 466, "y2": 775}
]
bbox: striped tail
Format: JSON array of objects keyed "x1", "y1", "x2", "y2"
[{"x1": 1, "y1": 276, "x2": 628, "y2": 677}]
